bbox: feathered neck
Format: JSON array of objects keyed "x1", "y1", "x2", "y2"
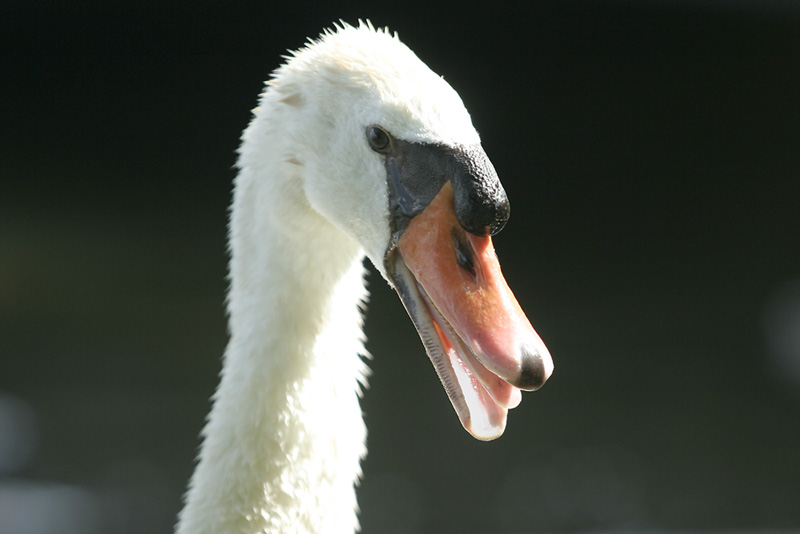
[{"x1": 175, "y1": 95, "x2": 370, "y2": 534}]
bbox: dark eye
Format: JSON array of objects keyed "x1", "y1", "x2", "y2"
[{"x1": 367, "y1": 126, "x2": 391, "y2": 153}]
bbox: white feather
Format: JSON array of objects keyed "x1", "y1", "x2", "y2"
[{"x1": 175, "y1": 21, "x2": 482, "y2": 534}]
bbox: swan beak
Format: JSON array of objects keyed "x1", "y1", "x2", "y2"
[{"x1": 388, "y1": 182, "x2": 553, "y2": 441}]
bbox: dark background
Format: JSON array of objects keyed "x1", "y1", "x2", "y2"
[{"x1": 2, "y1": 1, "x2": 799, "y2": 533}]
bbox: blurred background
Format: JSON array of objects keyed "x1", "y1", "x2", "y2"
[{"x1": 2, "y1": 1, "x2": 799, "y2": 533}]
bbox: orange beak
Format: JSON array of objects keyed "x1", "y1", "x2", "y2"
[{"x1": 388, "y1": 182, "x2": 553, "y2": 440}]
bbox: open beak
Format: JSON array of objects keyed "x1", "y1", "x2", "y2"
[
  {"x1": 386, "y1": 182, "x2": 553, "y2": 440},
  {"x1": 378, "y1": 134, "x2": 553, "y2": 440}
]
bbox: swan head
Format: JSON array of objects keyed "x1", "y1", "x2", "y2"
[{"x1": 242, "y1": 22, "x2": 553, "y2": 440}]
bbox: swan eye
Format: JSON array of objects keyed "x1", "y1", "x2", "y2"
[{"x1": 367, "y1": 126, "x2": 391, "y2": 153}]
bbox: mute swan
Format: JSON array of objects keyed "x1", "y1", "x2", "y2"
[{"x1": 175, "y1": 22, "x2": 553, "y2": 534}]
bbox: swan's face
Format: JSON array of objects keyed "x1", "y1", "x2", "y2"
[{"x1": 273, "y1": 25, "x2": 553, "y2": 440}]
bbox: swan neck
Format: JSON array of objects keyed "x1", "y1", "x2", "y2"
[{"x1": 176, "y1": 159, "x2": 369, "y2": 534}]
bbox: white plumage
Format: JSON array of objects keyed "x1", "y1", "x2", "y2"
[{"x1": 176, "y1": 21, "x2": 552, "y2": 534}]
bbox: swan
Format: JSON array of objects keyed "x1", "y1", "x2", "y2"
[{"x1": 175, "y1": 22, "x2": 554, "y2": 534}]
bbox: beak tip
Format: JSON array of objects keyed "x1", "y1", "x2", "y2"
[
  {"x1": 516, "y1": 345, "x2": 554, "y2": 391},
  {"x1": 465, "y1": 418, "x2": 507, "y2": 441}
]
